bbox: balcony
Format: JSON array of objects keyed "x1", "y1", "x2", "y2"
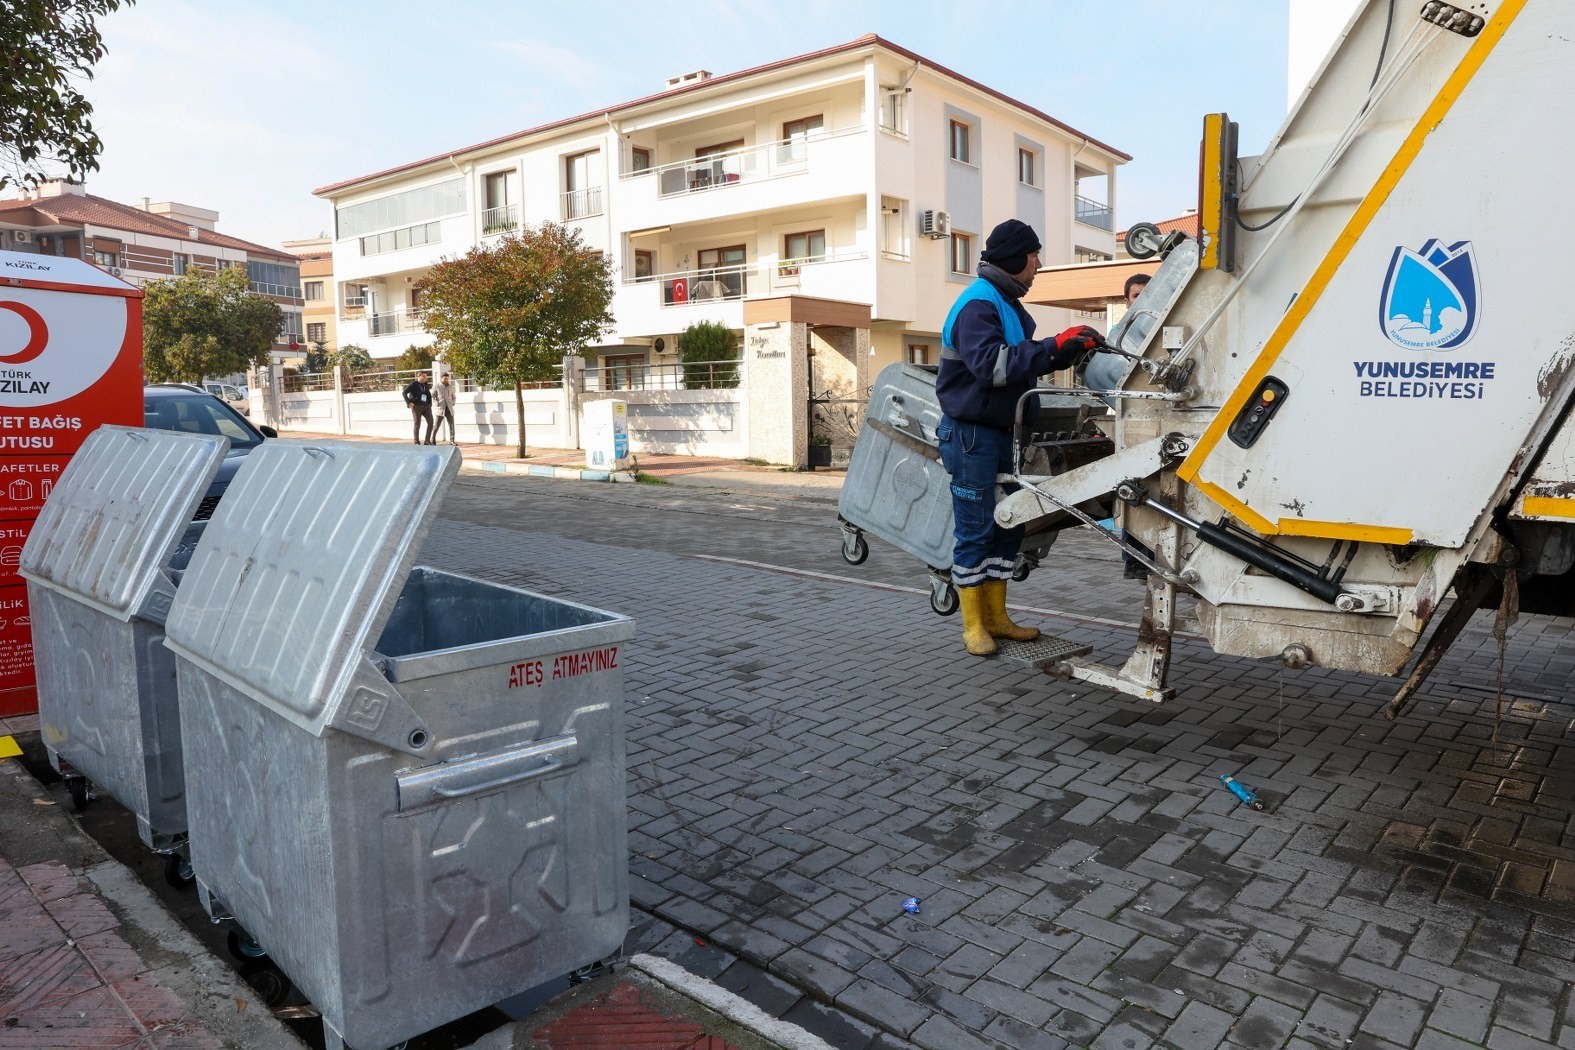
[
  {"x1": 614, "y1": 126, "x2": 869, "y2": 232},
  {"x1": 367, "y1": 308, "x2": 428, "y2": 338},
  {"x1": 614, "y1": 250, "x2": 873, "y2": 334},
  {"x1": 251, "y1": 280, "x2": 302, "y2": 298},
  {"x1": 1075, "y1": 195, "x2": 1113, "y2": 232},
  {"x1": 561, "y1": 186, "x2": 603, "y2": 222},
  {"x1": 482, "y1": 204, "x2": 519, "y2": 236}
]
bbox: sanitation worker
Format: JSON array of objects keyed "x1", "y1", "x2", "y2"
[{"x1": 936, "y1": 219, "x2": 1103, "y2": 656}]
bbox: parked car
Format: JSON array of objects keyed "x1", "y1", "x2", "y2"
[
  {"x1": 203, "y1": 381, "x2": 250, "y2": 416},
  {"x1": 143, "y1": 384, "x2": 277, "y2": 519}
]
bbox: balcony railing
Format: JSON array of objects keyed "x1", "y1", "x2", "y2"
[
  {"x1": 251, "y1": 281, "x2": 302, "y2": 298},
  {"x1": 628, "y1": 251, "x2": 869, "y2": 306},
  {"x1": 582, "y1": 359, "x2": 742, "y2": 392},
  {"x1": 625, "y1": 125, "x2": 864, "y2": 198},
  {"x1": 1075, "y1": 195, "x2": 1113, "y2": 232},
  {"x1": 367, "y1": 308, "x2": 427, "y2": 338},
  {"x1": 482, "y1": 204, "x2": 519, "y2": 235},
  {"x1": 561, "y1": 186, "x2": 603, "y2": 221}
]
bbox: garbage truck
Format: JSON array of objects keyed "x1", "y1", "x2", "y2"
[{"x1": 933, "y1": 0, "x2": 1569, "y2": 710}]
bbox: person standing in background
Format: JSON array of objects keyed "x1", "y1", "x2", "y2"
[
  {"x1": 432, "y1": 372, "x2": 458, "y2": 445},
  {"x1": 403, "y1": 370, "x2": 435, "y2": 445}
]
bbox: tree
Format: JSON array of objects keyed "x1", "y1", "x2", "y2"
[
  {"x1": 418, "y1": 223, "x2": 613, "y2": 457},
  {"x1": 2, "y1": 0, "x2": 134, "y2": 191},
  {"x1": 678, "y1": 321, "x2": 739, "y2": 389},
  {"x1": 142, "y1": 266, "x2": 282, "y2": 384},
  {"x1": 329, "y1": 344, "x2": 374, "y2": 373},
  {"x1": 303, "y1": 340, "x2": 329, "y2": 374},
  {"x1": 393, "y1": 344, "x2": 432, "y2": 373}
]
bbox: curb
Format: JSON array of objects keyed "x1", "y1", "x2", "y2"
[
  {"x1": 628, "y1": 954, "x2": 839, "y2": 1050},
  {"x1": 465, "y1": 459, "x2": 640, "y2": 483}
]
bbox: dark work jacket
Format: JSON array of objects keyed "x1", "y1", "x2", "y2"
[
  {"x1": 403, "y1": 380, "x2": 432, "y2": 409},
  {"x1": 935, "y1": 263, "x2": 1082, "y2": 429}
]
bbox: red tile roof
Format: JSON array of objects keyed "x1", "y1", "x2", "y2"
[
  {"x1": 314, "y1": 34, "x2": 1131, "y2": 197},
  {"x1": 0, "y1": 191, "x2": 293, "y2": 260}
]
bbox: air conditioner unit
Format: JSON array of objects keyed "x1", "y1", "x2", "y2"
[
  {"x1": 110, "y1": 267, "x2": 123, "y2": 277},
  {"x1": 920, "y1": 210, "x2": 951, "y2": 239},
  {"x1": 11, "y1": 231, "x2": 32, "y2": 244}
]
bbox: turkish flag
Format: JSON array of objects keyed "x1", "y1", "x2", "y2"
[{"x1": 670, "y1": 277, "x2": 688, "y2": 304}]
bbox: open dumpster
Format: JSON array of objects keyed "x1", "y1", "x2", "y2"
[
  {"x1": 163, "y1": 440, "x2": 635, "y2": 1050},
  {"x1": 19, "y1": 425, "x2": 227, "y2": 869}
]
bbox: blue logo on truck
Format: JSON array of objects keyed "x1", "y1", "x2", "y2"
[{"x1": 1379, "y1": 239, "x2": 1479, "y2": 351}]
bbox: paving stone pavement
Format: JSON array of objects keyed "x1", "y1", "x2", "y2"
[{"x1": 427, "y1": 474, "x2": 1575, "y2": 1050}]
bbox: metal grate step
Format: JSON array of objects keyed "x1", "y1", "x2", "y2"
[{"x1": 995, "y1": 634, "x2": 1092, "y2": 669}]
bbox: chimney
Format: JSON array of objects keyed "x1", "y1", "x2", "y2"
[
  {"x1": 664, "y1": 69, "x2": 712, "y2": 89},
  {"x1": 188, "y1": 225, "x2": 200, "y2": 240},
  {"x1": 36, "y1": 179, "x2": 85, "y2": 198},
  {"x1": 142, "y1": 197, "x2": 151, "y2": 211}
]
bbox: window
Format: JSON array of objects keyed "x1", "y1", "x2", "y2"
[
  {"x1": 484, "y1": 170, "x2": 515, "y2": 210},
  {"x1": 172, "y1": 253, "x2": 188, "y2": 276},
  {"x1": 950, "y1": 232, "x2": 972, "y2": 275},
  {"x1": 563, "y1": 150, "x2": 603, "y2": 219},
  {"x1": 335, "y1": 177, "x2": 465, "y2": 240},
  {"x1": 780, "y1": 230, "x2": 825, "y2": 276},
  {"x1": 880, "y1": 196, "x2": 909, "y2": 260},
  {"x1": 304, "y1": 280, "x2": 324, "y2": 301},
  {"x1": 689, "y1": 139, "x2": 744, "y2": 191},
  {"x1": 631, "y1": 146, "x2": 651, "y2": 172},
  {"x1": 905, "y1": 341, "x2": 934, "y2": 366},
  {"x1": 279, "y1": 309, "x2": 304, "y2": 343},
  {"x1": 634, "y1": 249, "x2": 655, "y2": 283},
  {"x1": 949, "y1": 119, "x2": 972, "y2": 164},
  {"x1": 358, "y1": 221, "x2": 442, "y2": 256},
  {"x1": 306, "y1": 322, "x2": 327, "y2": 344},
  {"x1": 246, "y1": 259, "x2": 301, "y2": 296},
  {"x1": 1074, "y1": 246, "x2": 1113, "y2": 264},
  {"x1": 482, "y1": 170, "x2": 519, "y2": 233},
  {"x1": 93, "y1": 249, "x2": 117, "y2": 267},
  {"x1": 696, "y1": 245, "x2": 746, "y2": 299},
  {"x1": 1018, "y1": 147, "x2": 1036, "y2": 186},
  {"x1": 780, "y1": 115, "x2": 824, "y2": 163},
  {"x1": 602, "y1": 353, "x2": 646, "y2": 391},
  {"x1": 343, "y1": 284, "x2": 367, "y2": 309},
  {"x1": 880, "y1": 88, "x2": 907, "y2": 135}
]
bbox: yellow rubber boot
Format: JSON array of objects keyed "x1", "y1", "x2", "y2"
[
  {"x1": 958, "y1": 585, "x2": 997, "y2": 656},
  {"x1": 982, "y1": 579, "x2": 1041, "y2": 642}
]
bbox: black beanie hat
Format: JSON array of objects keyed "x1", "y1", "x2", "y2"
[{"x1": 981, "y1": 219, "x2": 1042, "y2": 273}]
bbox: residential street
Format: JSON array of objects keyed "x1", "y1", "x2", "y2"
[{"x1": 419, "y1": 471, "x2": 1575, "y2": 1050}]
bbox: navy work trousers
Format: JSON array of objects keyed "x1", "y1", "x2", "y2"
[{"x1": 937, "y1": 415, "x2": 1024, "y2": 588}]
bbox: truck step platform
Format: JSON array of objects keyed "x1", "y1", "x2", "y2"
[{"x1": 995, "y1": 634, "x2": 1092, "y2": 669}]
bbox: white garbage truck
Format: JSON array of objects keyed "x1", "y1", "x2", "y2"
[{"x1": 983, "y1": 0, "x2": 1569, "y2": 710}]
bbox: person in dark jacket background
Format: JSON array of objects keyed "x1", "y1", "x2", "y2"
[
  {"x1": 403, "y1": 370, "x2": 435, "y2": 445},
  {"x1": 936, "y1": 218, "x2": 1105, "y2": 656}
]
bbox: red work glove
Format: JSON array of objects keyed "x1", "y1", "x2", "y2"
[{"x1": 1055, "y1": 325, "x2": 1102, "y2": 355}]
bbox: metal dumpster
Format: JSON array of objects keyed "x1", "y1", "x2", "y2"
[
  {"x1": 164, "y1": 440, "x2": 635, "y2": 1050},
  {"x1": 19, "y1": 426, "x2": 228, "y2": 867}
]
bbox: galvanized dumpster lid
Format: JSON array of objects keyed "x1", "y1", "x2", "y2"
[
  {"x1": 19, "y1": 425, "x2": 228, "y2": 621},
  {"x1": 163, "y1": 440, "x2": 459, "y2": 750}
]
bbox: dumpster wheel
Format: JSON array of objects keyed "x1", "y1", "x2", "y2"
[
  {"x1": 228, "y1": 928, "x2": 269, "y2": 961},
  {"x1": 238, "y1": 961, "x2": 292, "y2": 1008},
  {"x1": 841, "y1": 529, "x2": 869, "y2": 566},
  {"x1": 929, "y1": 576, "x2": 959, "y2": 617},
  {"x1": 163, "y1": 851, "x2": 195, "y2": 889},
  {"x1": 64, "y1": 774, "x2": 91, "y2": 813}
]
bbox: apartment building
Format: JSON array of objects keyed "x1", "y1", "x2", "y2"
[
  {"x1": 285, "y1": 236, "x2": 336, "y2": 355},
  {"x1": 314, "y1": 35, "x2": 1128, "y2": 380},
  {"x1": 0, "y1": 181, "x2": 306, "y2": 360}
]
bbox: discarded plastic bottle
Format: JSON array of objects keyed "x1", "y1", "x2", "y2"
[
  {"x1": 902, "y1": 897, "x2": 922, "y2": 915},
  {"x1": 1220, "y1": 774, "x2": 1267, "y2": 811}
]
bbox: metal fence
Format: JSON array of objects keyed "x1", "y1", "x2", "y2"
[
  {"x1": 582, "y1": 359, "x2": 742, "y2": 392},
  {"x1": 1075, "y1": 195, "x2": 1113, "y2": 232}
]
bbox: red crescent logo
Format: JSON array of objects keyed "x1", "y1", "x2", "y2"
[{"x1": 0, "y1": 301, "x2": 48, "y2": 365}]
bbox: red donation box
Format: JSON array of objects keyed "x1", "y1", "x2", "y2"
[{"x1": 0, "y1": 251, "x2": 143, "y2": 716}]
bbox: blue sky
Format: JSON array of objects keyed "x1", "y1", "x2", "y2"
[{"x1": 85, "y1": 1, "x2": 1290, "y2": 249}]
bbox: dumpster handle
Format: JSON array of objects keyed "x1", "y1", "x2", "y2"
[
  {"x1": 303, "y1": 447, "x2": 335, "y2": 460},
  {"x1": 396, "y1": 735, "x2": 579, "y2": 810}
]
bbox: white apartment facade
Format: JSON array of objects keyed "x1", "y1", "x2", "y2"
[
  {"x1": 319, "y1": 35, "x2": 1125, "y2": 358},
  {"x1": 313, "y1": 35, "x2": 1126, "y2": 461}
]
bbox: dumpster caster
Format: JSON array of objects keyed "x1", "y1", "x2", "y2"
[
  {"x1": 64, "y1": 774, "x2": 91, "y2": 812},
  {"x1": 929, "y1": 575, "x2": 959, "y2": 617},
  {"x1": 163, "y1": 849, "x2": 195, "y2": 889},
  {"x1": 841, "y1": 529, "x2": 869, "y2": 566},
  {"x1": 569, "y1": 949, "x2": 623, "y2": 985},
  {"x1": 228, "y1": 928, "x2": 268, "y2": 961},
  {"x1": 239, "y1": 960, "x2": 292, "y2": 1007},
  {"x1": 1012, "y1": 554, "x2": 1037, "y2": 582}
]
